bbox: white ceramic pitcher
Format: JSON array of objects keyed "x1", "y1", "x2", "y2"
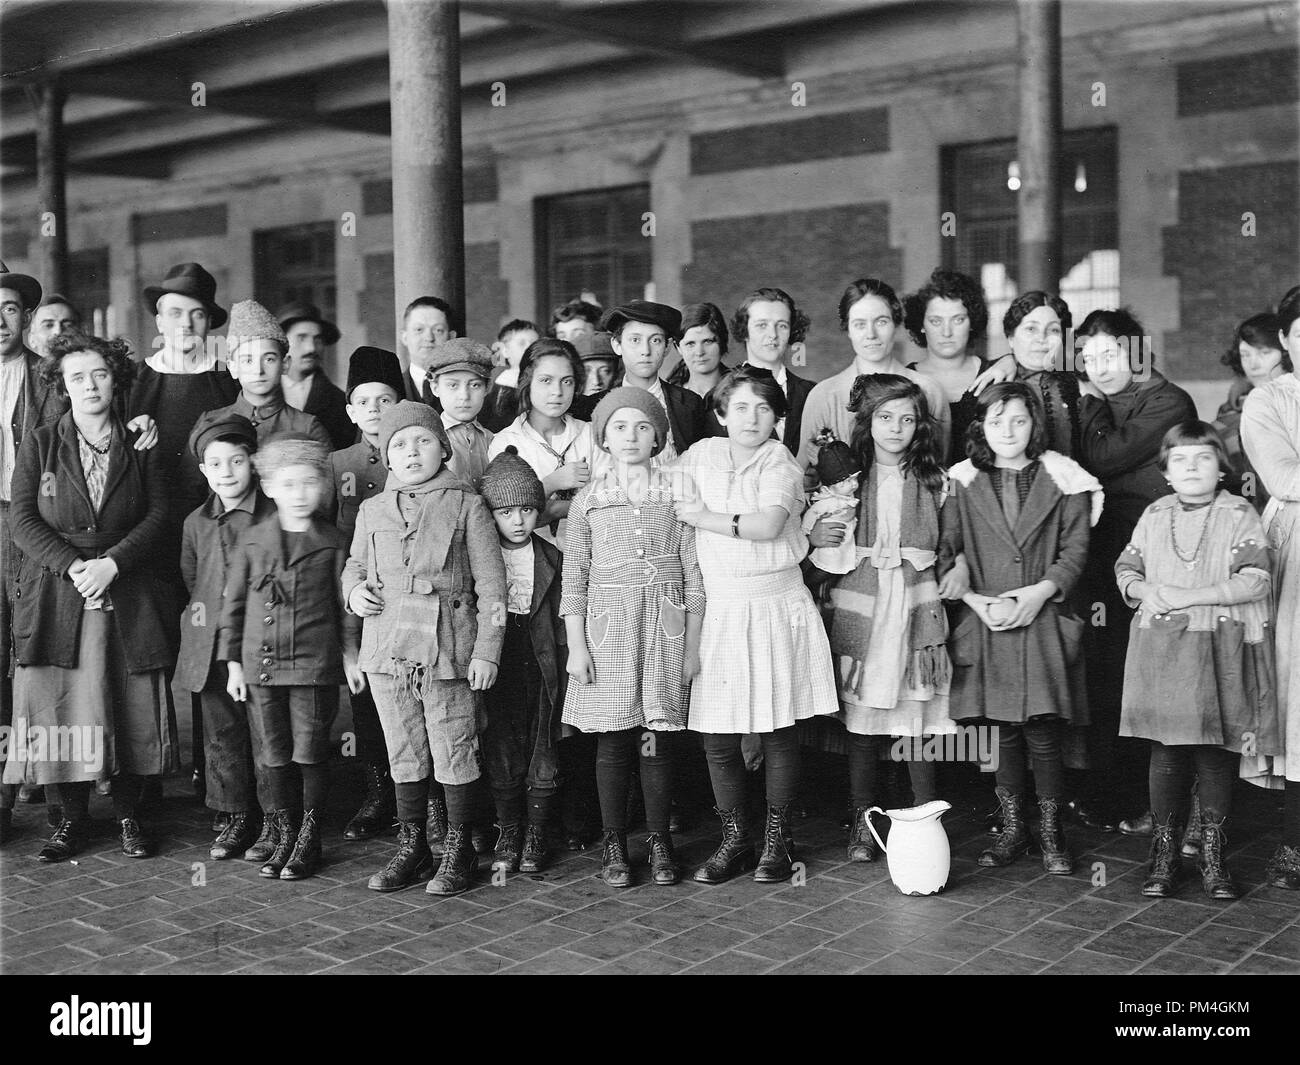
[{"x1": 865, "y1": 800, "x2": 953, "y2": 896}]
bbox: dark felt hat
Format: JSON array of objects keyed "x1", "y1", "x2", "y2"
[
  {"x1": 345, "y1": 346, "x2": 404, "y2": 401},
  {"x1": 276, "y1": 301, "x2": 340, "y2": 346},
  {"x1": 581, "y1": 331, "x2": 618, "y2": 363},
  {"x1": 816, "y1": 439, "x2": 862, "y2": 487},
  {"x1": 188, "y1": 410, "x2": 258, "y2": 461},
  {"x1": 143, "y1": 262, "x2": 227, "y2": 328},
  {"x1": 600, "y1": 300, "x2": 681, "y2": 340},
  {"x1": 0, "y1": 260, "x2": 42, "y2": 311}
]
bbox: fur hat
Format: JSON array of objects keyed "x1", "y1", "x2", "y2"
[
  {"x1": 253, "y1": 431, "x2": 330, "y2": 481},
  {"x1": 377, "y1": 400, "x2": 453, "y2": 468},
  {"x1": 143, "y1": 262, "x2": 226, "y2": 328},
  {"x1": 590, "y1": 386, "x2": 671, "y2": 456},
  {"x1": 227, "y1": 299, "x2": 287, "y2": 354},
  {"x1": 188, "y1": 410, "x2": 258, "y2": 461},
  {"x1": 480, "y1": 446, "x2": 546, "y2": 511},
  {"x1": 345, "y1": 346, "x2": 404, "y2": 401},
  {"x1": 428, "y1": 337, "x2": 494, "y2": 379}
]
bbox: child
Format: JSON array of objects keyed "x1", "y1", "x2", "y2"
[
  {"x1": 675, "y1": 367, "x2": 840, "y2": 885},
  {"x1": 343, "y1": 401, "x2": 507, "y2": 896},
  {"x1": 479, "y1": 447, "x2": 566, "y2": 874},
  {"x1": 563, "y1": 388, "x2": 704, "y2": 887},
  {"x1": 428, "y1": 337, "x2": 495, "y2": 491},
  {"x1": 330, "y1": 346, "x2": 404, "y2": 842},
  {"x1": 219, "y1": 433, "x2": 362, "y2": 880},
  {"x1": 802, "y1": 430, "x2": 861, "y2": 576},
  {"x1": 177, "y1": 412, "x2": 276, "y2": 860},
  {"x1": 489, "y1": 338, "x2": 602, "y2": 552},
  {"x1": 1115, "y1": 421, "x2": 1278, "y2": 900},
  {"x1": 481, "y1": 319, "x2": 539, "y2": 432},
  {"x1": 818, "y1": 376, "x2": 953, "y2": 862},
  {"x1": 938, "y1": 381, "x2": 1102, "y2": 875},
  {"x1": 207, "y1": 299, "x2": 332, "y2": 450}
]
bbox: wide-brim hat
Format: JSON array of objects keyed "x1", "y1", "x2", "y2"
[
  {"x1": 0, "y1": 260, "x2": 42, "y2": 311},
  {"x1": 143, "y1": 262, "x2": 227, "y2": 328},
  {"x1": 580, "y1": 331, "x2": 618, "y2": 363},
  {"x1": 276, "y1": 301, "x2": 340, "y2": 346},
  {"x1": 600, "y1": 300, "x2": 681, "y2": 340}
]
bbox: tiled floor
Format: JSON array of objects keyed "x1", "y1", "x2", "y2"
[{"x1": 2, "y1": 757, "x2": 1297, "y2": 975}]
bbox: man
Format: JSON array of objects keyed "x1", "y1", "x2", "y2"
[
  {"x1": 730, "y1": 287, "x2": 816, "y2": 455},
  {"x1": 580, "y1": 332, "x2": 619, "y2": 397},
  {"x1": 399, "y1": 296, "x2": 458, "y2": 404},
  {"x1": 0, "y1": 263, "x2": 63, "y2": 842},
  {"x1": 551, "y1": 299, "x2": 602, "y2": 355},
  {"x1": 276, "y1": 301, "x2": 353, "y2": 450},
  {"x1": 597, "y1": 299, "x2": 717, "y2": 460},
  {"x1": 27, "y1": 293, "x2": 81, "y2": 357}
]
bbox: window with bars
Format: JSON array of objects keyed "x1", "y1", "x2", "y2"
[
  {"x1": 535, "y1": 185, "x2": 652, "y2": 317},
  {"x1": 253, "y1": 221, "x2": 337, "y2": 322},
  {"x1": 941, "y1": 127, "x2": 1119, "y2": 343}
]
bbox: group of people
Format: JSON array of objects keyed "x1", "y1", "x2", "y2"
[{"x1": 2, "y1": 255, "x2": 1298, "y2": 907}]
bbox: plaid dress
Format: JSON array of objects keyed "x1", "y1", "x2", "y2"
[{"x1": 560, "y1": 471, "x2": 705, "y2": 732}]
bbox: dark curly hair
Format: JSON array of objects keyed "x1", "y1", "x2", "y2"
[
  {"x1": 731, "y1": 287, "x2": 810, "y2": 347},
  {"x1": 667, "y1": 302, "x2": 729, "y2": 387},
  {"x1": 903, "y1": 268, "x2": 988, "y2": 347},
  {"x1": 966, "y1": 381, "x2": 1049, "y2": 471},
  {"x1": 39, "y1": 332, "x2": 136, "y2": 398},
  {"x1": 1222, "y1": 312, "x2": 1290, "y2": 376},
  {"x1": 517, "y1": 337, "x2": 585, "y2": 417},
  {"x1": 846, "y1": 373, "x2": 944, "y2": 492},
  {"x1": 1002, "y1": 290, "x2": 1072, "y2": 338},
  {"x1": 837, "y1": 278, "x2": 903, "y2": 332}
]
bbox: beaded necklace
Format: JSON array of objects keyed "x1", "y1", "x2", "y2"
[{"x1": 1170, "y1": 500, "x2": 1214, "y2": 569}]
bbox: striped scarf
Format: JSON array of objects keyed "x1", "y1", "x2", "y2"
[{"x1": 827, "y1": 464, "x2": 950, "y2": 699}]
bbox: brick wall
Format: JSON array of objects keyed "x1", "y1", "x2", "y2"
[
  {"x1": 683, "y1": 202, "x2": 902, "y2": 382},
  {"x1": 1162, "y1": 160, "x2": 1300, "y2": 378}
]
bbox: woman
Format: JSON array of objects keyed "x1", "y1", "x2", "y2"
[
  {"x1": 667, "y1": 302, "x2": 729, "y2": 398},
  {"x1": 1075, "y1": 308, "x2": 1197, "y2": 835},
  {"x1": 904, "y1": 268, "x2": 990, "y2": 465},
  {"x1": 1240, "y1": 285, "x2": 1300, "y2": 890},
  {"x1": 1214, "y1": 313, "x2": 1287, "y2": 512},
  {"x1": 675, "y1": 367, "x2": 839, "y2": 885},
  {"x1": 5, "y1": 333, "x2": 176, "y2": 862},
  {"x1": 1000, "y1": 290, "x2": 1082, "y2": 458}
]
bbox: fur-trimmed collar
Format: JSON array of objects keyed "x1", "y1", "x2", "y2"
[{"x1": 948, "y1": 449, "x2": 1104, "y2": 527}]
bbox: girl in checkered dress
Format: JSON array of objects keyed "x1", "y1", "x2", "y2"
[
  {"x1": 561, "y1": 388, "x2": 704, "y2": 888},
  {"x1": 674, "y1": 367, "x2": 840, "y2": 886}
]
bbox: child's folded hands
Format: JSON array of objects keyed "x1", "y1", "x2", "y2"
[{"x1": 348, "y1": 582, "x2": 385, "y2": 617}]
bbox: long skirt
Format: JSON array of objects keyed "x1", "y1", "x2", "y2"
[{"x1": 3, "y1": 610, "x2": 176, "y2": 785}]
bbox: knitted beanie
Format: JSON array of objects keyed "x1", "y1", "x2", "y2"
[
  {"x1": 377, "y1": 399, "x2": 453, "y2": 467},
  {"x1": 816, "y1": 439, "x2": 862, "y2": 486},
  {"x1": 227, "y1": 299, "x2": 288, "y2": 353},
  {"x1": 480, "y1": 446, "x2": 546, "y2": 511},
  {"x1": 590, "y1": 386, "x2": 671, "y2": 456},
  {"x1": 253, "y1": 431, "x2": 330, "y2": 481}
]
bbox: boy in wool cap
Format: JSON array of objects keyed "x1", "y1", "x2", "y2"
[
  {"x1": 219, "y1": 432, "x2": 362, "y2": 881},
  {"x1": 478, "y1": 446, "x2": 567, "y2": 874},
  {"x1": 428, "y1": 336, "x2": 495, "y2": 491},
  {"x1": 178, "y1": 412, "x2": 277, "y2": 861},
  {"x1": 343, "y1": 401, "x2": 507, "y2": 895},
  {"x1": 330, "y1": 346, "x2": 404, "y2": 841}
]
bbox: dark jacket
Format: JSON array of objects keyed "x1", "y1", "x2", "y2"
[
  {"x1": 330, "y1": 437, "x2": 386, "y2": 541},
  {"x1": 217, "y1": 516, "x2": 354, "y2": 686},
  {"x1": 175, "y1": 488, "x2": 277, "y2": 692},
  {"x1": 6, "y1": 349, "x2": 67, "y2": 480},
  {"x1": 479, "y1": 382, "x2": 519, "y2": 434},
  {"x1": 300, "y1": 372, "x2": 356, "y2": 452},
  {"x1": 10, "y1": 412, "x2": 173, "y2": 672},
  {"x1": 522, "y1": 535, "x2": 567, "y2": 713},
  {"x1": 783, "y1": 370, "x2": 815, "y2": 455}
]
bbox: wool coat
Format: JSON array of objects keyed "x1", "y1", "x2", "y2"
[
  {"x1": 341, "y1": 466, "x2": 507, "y2": 678},
  {"x1": 299, "y1": 372, "x2": 356, "y2": 452},
  {"x1": 514, "y1": 534, "x2": 567, "y2": 718},
  {"x1": 938, "y1": 454, "x2": 1099, "y2": 724},
  {"x1": 216, "y1": 516, "x2": 354, "y2": 686},
  {"x1": 9, "y1": 412, "x2": 173, "y2": 673},
  {"x1": 175, "y1": 488, "x2": 277, "y2": 692},
  {"x1": 6, "y1": 348, "x2": 67, "y2": 457}
]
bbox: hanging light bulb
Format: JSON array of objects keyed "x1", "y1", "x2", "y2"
[
  {"x1": 1007, "y1": 160, "x2": 1021, "y2": 192},
  {"x1": 1074, "y1": 161, "x2": 1088, "y2": 193}
]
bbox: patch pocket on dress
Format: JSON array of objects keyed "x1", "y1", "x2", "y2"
[
  {"x1": 659, "y1": 597, "x2": 686, "y2": 640},
  {"x1": 588, "y1": 609, "x2": 611, "y2": 650}
]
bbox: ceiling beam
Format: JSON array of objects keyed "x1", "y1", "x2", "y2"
[{"x1": 460, "y1": 0, "x2": 783, "y2": 79}]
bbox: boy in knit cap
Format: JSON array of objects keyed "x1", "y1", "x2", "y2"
[
  {"x1": 330, "y1": 346, "x2": 404, "y2": 841},
  {"x1": 207, "y1": 299, "x2": 332, "y2": 449},
  {"x1": 178, "y1": 412, "x2": 277, "y2": 862},
  {"x1": 428, "y1": 336, "x2": 495, "y2": 491},
  {"x1": 219, "y1": 433, "x2": 362, "y2": 881},
  {"x1": 478, "y1": 446, "x2": 567, "y2": 874},
  {"x1": 343, "y1": 401, "x2": 507, "y2": 895}
]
